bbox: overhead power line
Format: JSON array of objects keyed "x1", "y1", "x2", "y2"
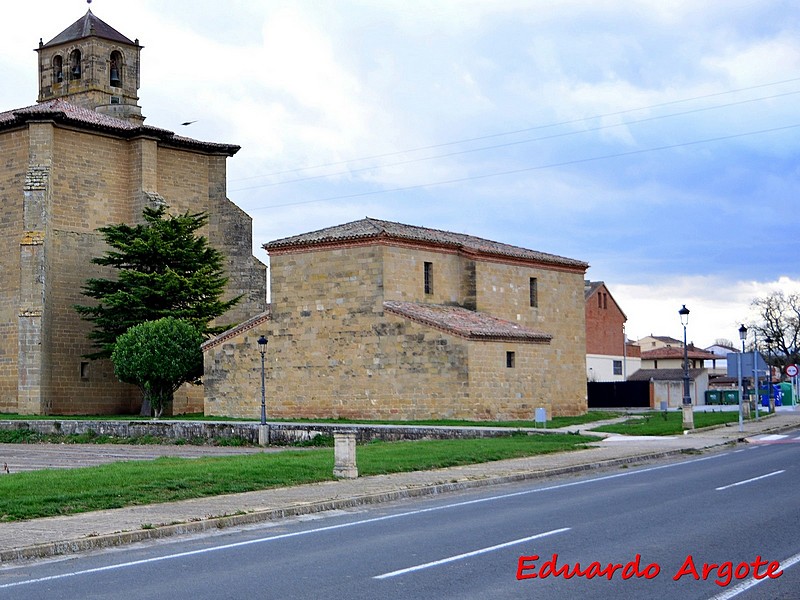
[
  {"x1": 229, "y1": 89, "x2": 800, "y2": 193},
  {"x1": 230, "y1": 76, "x2": 800, "y2": 185},
  {"x1": 243, "y1": 122, "x2": 800, "y2": 212}
]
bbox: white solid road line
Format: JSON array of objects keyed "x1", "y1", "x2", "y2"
[
  {"x1": 715, "y1": 470, "x2": 785, "y2": 491},
  {"x1": 0, "y1": 452, "x2": 725, "y2": 590},
  {"x1": 373, "y1": 528, "x2": 571, "y2": 579},
  {"x1": 706, "y1": 550, "x2": 800, "y2": 600}
]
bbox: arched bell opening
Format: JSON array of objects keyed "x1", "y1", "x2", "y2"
[
  {"x1": 69, "y1": 49, "x2": 82, "y2": 80},
  {"x1": 110, "y1": 50, "x2": 123, "y2": 87},
  {"x1": 52, "y1": 55, "x2": 63, "y2": 83}
]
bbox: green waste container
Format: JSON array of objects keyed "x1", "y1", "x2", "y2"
[
  {"x1": 779, "y1": 382, "x2": 795, "y2": 406},
  {"x1": 705, "y1": 390, "x2": 722, "y2": 405},
  {"x1": 722, "y1": 390, "x2": 739, "y2": 405}
]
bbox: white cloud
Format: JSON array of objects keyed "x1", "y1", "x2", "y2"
[
  {"x1": 3, "y1": 0, "x2": 799, "y2": 345},
  {"x1": 615, "y1": 276, "x2": 800, "y2": 347}
]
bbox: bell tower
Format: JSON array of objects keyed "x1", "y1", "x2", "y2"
[{"x1": 35, "y1": 8, "x2": 144, "y2": 123}]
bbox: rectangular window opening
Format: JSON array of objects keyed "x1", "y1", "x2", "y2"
[
  {"x1": 613, "y1": 360, "x2": 623, "y2": 376},
  {"x1": 424, "y1": 261, "x2": 433, "y2": 295},
  {"x1": 80, "y1": 361, "x2": 89, "y2": 380},
  {"x1": 506, "y1": 351, "x2": 516, "y2": 368},
  {"x1": 529, "y1": 277, "x2": 538, "y2": 308}
]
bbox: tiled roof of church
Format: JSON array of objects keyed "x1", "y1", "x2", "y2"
[
  {"x1": 201, "y1": 309, "x2": 272, "y2": 351},
  {"x1": 42, "y1": 9, "x2": 136, "y2": 47},
  {"x1": 383, "y1": 301, "x2": 552, "y2": 342},
  {"x1": 265, "y1": 217, "x2": 588, "y2": 269},
  {"x1": 0, "y1": 99, "x2": 240, "y2": 155}
]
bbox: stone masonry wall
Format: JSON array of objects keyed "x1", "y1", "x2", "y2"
[
  {"x1": 206, "y1": 242, "x2": 587, "y2": 420},
  {"x1": 382, "y1": 244, "x2": 466, "y2": 305},
  {"x1": 207, "y1": 244, "x2": 472, "y2": 419},
  {"x1": 0, "y1": 128, "x2": 27, "y2": 412},
  {"x1": 0, "y1": 121, "x2": 265, "y2": 415},
  {"x1": 466, "y1": 342, "x2": 553, "y2": 420},
  {"x1": 47, "y1": 127, "x2": 139, "y2": 414},
  {"x1": 473, "y1": 260, "x2": 587, "y2": 416}
]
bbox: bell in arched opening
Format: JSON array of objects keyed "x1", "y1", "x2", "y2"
[
  {"x1": 53, "y1": 55, "x2": 63, "y2": 83},
  {"x1": 69, "y1": 49, "x2": 81, "y2": 79},
  {"x1": 110, "y1": 50, "x2": 122, "y2": 87}
]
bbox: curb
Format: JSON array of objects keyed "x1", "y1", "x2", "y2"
[
  {"x1": 3, "y1": 414, "x2": 797, "y2": 565},
  {"x1": 0, "y1": 446, "x2": 706, "y2": 564}
]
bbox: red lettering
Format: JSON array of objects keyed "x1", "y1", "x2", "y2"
[
  {"x1": 583, "y1": 562, "x2": 603, "y2": 579},
  {"x1": 518, "y1": 553, "x2": 660, "y2": 582},
  {"x1": 642, "y1": 563, "x2": 661, "y2": 580},
  {"x1": 735, "y1": 562, "x2": 750, "y2": 579},
  {"x1": 702, "y1": 562, "x2": 718, "y2": 579},
  {"x1": 600, "y1": 563, "x2": 624, "y2": 580},
  {"x1": 715, "y1": 562, "x2": 733, "y2": 587},
  {"x1": 766, "y1": 561, "x2": 783, "y2": 579},
  {"x1": 539, "y1": 553, "x2": 568, "y2": 578},
  {"x1": 516, "y1": 555, "x2": 539, "y2": 580},
  {"x1": 673, "y1": 554, "x2": 700, "y2": 581},
  {"x1": 621, "y1": 554, "x2": 644, "y2": 579},
  {"x1": 751, "y1": 555, "x2": 770, "y2": 579},
  {"x1": 565, "y1": 562, "x2": 585, "y2": 579}
]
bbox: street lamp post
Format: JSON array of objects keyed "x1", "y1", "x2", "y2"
[
  {"x1": 765, "y1": 336, "x2": 774, "y2": 413},
  {"x1": 257, "y1": 335, "x2": 268, "y2": 445},
  {"x1": 738, "y1": 324, "x2": 747, "y2": 432},
  {"x1": 679, "y1": 305, "x2": 694, "y2": 430},
  {"x1": 753, "y1": 333, "x2": 760, "y2": 421}
]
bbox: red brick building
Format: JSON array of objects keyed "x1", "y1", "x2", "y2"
[{"x1": 584, "y1": 281, "x2": 640, "y2": 381}]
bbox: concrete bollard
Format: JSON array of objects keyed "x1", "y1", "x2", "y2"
[
  {"x1": 333, "y1": 432, "x2": 358, "y2": 479},
  {"x1": 258, "y1": 424, "x2": 270, "y2": 446}
]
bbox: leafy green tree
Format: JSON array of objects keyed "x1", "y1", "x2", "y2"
[
  {"x1": 75, "y1": 204, "x2": 240, "y2": 360},
  {"x1": 111, "y1": 318, "x2": 204, "y2": 418}
]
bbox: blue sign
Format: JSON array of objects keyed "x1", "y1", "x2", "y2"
[{"x1": 726, "y1": 353, "x2": 769, "y2": 378}]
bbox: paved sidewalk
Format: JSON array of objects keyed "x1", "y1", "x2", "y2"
[{"x1": 1, "y1": 411, "x2": 799, "y2": 564}]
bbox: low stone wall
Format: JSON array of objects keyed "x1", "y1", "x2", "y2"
[{"x1": 0, "y1": 420, "x2": 544, "y2": 444}]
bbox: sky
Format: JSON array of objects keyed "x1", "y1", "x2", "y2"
[{"x1": 1, "y1": 0, "x2": 799, "y2": 348}]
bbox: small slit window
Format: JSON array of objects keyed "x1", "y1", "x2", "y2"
[
  {"x1": 529, "y1": 277, "x2": 538, "y2": 308},
  {"x1": 506, "y1": 351, "x2": 516, "y2": 368},
  {"x1": 424, "y1": 262, "x2": 433, "y2": 295},
  {"x1": 80, "y1": 361, "x2": 89, "y2": 380}
]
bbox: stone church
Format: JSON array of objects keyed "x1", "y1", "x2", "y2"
[
  {"x1": 0, "y1": 9, "x2": 266, "y2": 415},
  {"x1": 203, "y1": 218, "x2": 589, "y2": 421}
]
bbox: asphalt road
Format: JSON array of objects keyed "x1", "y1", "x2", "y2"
[{"x1": 1, "y1": 431, "x2": 799, "y2": 599}]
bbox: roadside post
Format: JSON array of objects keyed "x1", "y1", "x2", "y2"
[{"x1": 333, "y1": 431, "x2": 358, "y2": 479}]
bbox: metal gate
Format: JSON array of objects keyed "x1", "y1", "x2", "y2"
[{"x1": 587, "y1": 380, "x2": 651, "y2": 408}]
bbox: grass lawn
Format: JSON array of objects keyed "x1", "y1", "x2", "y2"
[
  {"x1": 591, "y1": 410, "x2": 746, "y2": 436},
  {"x1": 0, "y1": 433, "x2": 595, "y2": 522}
]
